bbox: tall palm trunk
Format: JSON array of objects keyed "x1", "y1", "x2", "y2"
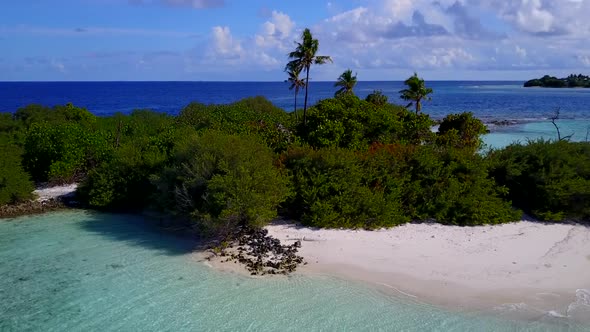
[
  {"x1": 294, "y1": 88, "x2": 298, "y2": 120},
  {"x1": 294, "y1": 90, "x2": 297, "y2": 113},
  {"x1": 303, "y1": 65, "x2": 310, "y2": 126}
]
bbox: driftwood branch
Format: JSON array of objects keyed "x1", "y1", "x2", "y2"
[{"x1": 549, "y1": 108, "x2": 574, "y2": 141}]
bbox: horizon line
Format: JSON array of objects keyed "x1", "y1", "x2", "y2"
[{"x1": 0, "y1": 79, "x2": 526, "y2": 83}]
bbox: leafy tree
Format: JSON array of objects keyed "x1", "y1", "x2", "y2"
[
  {"x1": 524, "y1": 74, "x2": 589, "y2": 88},
  {"x1": 0, "y1": 140, "x2": 34, "y2": 205},
  {"x1": 488, "y1": 140, "x2": 590, "y2": 221},
  {"x1": 14, "y1": 103, "x2": 96, "y2": 129},
  {"x1": 334, "y1": 69, "x2": 357, "y2": 97},
  {"x1": 286, "y1": 28, "x2": 332, "y2": 126},
  {"x1": 365, "y1": 143, "x2": 520, "y2": 225},
  {"x1": 437, "y1": 112, "x2": 488, "y2": 152},
  {"x1": 176, "y1": 97, "x2": 293, "y2": 153},
  {"x1": 153, "y1": 130, "x2": 290, "y2": 235},
  {"x1": 23, "y1": 122, "x2": 111, "y2": 184},
  {"x1": 400, "y1": 72, "x2": 433, "y2": 114},
  {"x1": 77, "y1": 143, "x2": 167, "y2": 210},
  {"x1": 77, "y1": 110, "x2": 179, "y2": 210},
  {"x1": 302, "y1": 95, "x2": 433, "y2": 149},
  {"x1": 365, "y1": 90, "x2": 388, "y2": 106},
  {"x1": 283, "y1": 146, "x2": 408, "y2": 229},
  {"x1": 286, "y1": 65, "x2": 305, "y2": 114}
]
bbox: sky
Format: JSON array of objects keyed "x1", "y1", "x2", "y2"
[{"x1": 1, "y1": 0, "x2": 589, "y2": 81}]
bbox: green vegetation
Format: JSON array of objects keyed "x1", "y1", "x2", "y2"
[
  {"x1": 0, "y1": 139, "x2": 34, "y2": 206},
  {"x1": 286, "y1": 66, "x2": 305, "y2": 114},
  {"x1": 286, "y1": 28, "x2": 332, "y2": 125},
  {"x1": 301, "y1": 94, "x2": 432, "y2": 149},
  {"x1": 283, "y1": 146, "x2": 408, "y2": 229},
  {"x1": 437, "y1": 112, "x2": 489, "y2": 153},
  {"x1": 524, "y1": 74, "x2": 590, "y2": 88},
  {"x1": 2, "y1": 88, "x2": 588, "y2": 228},
  {"x1": 400, "y1": 72, "x2": 433, "y2": 114},
  {"x1": 153, "y1": 130, "x2": 290, "y2": 235},
  {"x1": 334, "y1": 69, "x2": 357, "y2": 97},
  {"x1": 365, "y1": 90, "x2": 388, "y2": 106},
  {"x1": 489, "y1": 140, "x2": 590, "y2": 221}
]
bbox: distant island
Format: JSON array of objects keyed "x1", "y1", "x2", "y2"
[{"x1": 524, "y1": 74, "x2": 590, "y2": 88}]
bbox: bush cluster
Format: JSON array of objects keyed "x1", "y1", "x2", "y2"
[
  {"x1": 488, "y1": 140, "x2": 590, "y2": 221},
  {"x1": 1, "y1": 94, "x2": 587, "y2": 231},
  {"x1": 153, "y1": 130, "x2": 290, "y2": 234},
  {"x1": 283, "y1": 146, "x2": 408, "y2": 229},
  {"x1": 0, "y1": 140, "x2": 34, "y2": 205},
  {"x1": 302, "y1": 95, "x2": 433, "y2": 149}
]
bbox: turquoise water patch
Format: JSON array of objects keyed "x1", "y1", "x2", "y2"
[
  {"x1": 484, "y1": 120, "x2": 590, "y2": 149},
  {"x1": 1, "y1": 211, "x2": 587, "y2": 331}
]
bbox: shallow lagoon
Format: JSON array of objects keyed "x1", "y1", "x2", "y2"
[
  {"x1": 1, "y1": 211, "x2": 588, "y2": 331},
  {"x1": 484, "y1": 119, "x2": 590, "y2": 149}
]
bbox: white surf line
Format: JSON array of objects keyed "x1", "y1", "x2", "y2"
[{"x1": 376, "y1": 282, "x2": 418, "y2": 299}]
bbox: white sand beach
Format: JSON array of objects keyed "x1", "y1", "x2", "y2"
[
  {"x1": 260, "y1": 221, "x2": 590, "y2": 320},
  {"x1": 33, "y1": 183, "x2": 78, "y2": 202}
]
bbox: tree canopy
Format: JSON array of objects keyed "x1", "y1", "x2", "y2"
[
  {"x1": 286, "y1": 28, "x2": 332, "y2": 125},
  {"x1": 286, "y1": 65, "x2": 305, "y2": 114},
  {"x1": 524, "y1": 74, "x2": 590, "y2": 88},
  {"x1": 399, "y1": 73, "x2": 433, "y2": 114},
  {"x1": 334, "y1": 69, "x2": 357, "y2": 97}
]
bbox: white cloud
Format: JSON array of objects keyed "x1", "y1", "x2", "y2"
[
  {"x1": 255, "y1": 11, "x2": 295, "y2": 50},
  {"x1": 27, "y1": 0, "x2": 588, "y2": 80},
  {"x1": 515, "y1": 45, "x2": 527, "y2": 59},
  {"x1": 79, "y1": 0, "x2": 590, "y2": 79},
  {"x1": 515, "y1": 0, "x2": 554, "y2": 33},
  {"x1": 210, "y1": 26, "x2": 242, "y2": 59},
  {"x1": 579, "y1": 55, "x2": 590, "y2": 67},
  {"x1": 479, "y1": 0, "x2": 590, "y2": 36},
  {"x1": 410, "y1": 47, "x2": 475, "y2": 69},
  {"x1": 302, "y1": 0, "x2": 590, "y2": 78}
]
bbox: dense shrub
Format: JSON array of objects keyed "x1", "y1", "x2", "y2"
[
  {"x1": 23, "y1": 122, "x2": 112, "y2": 184},
  {"x1": 5, "y1": 97, "x2": 586, "y2": 229},
  {"x1": 365, "y1": 144, "x2": 520, "y2": 225},
  {"x1": 283, "y1": 143, "x2": 518, "y2": 228},
  {"x1": 76, "y1": 121, "x2": 177, "y2": 210},
  {"x1": 152, "y1": 130, "x2": 290, "y2": 234},
  {"x1": 176, "y1": 97, "x2": 293, "y2": 152},
  {"x1": 365, "y1": 90, "x2": 388, "y2": 106},
  {"x1": 0, "y1": 141, "x2": 34, "y2": 205},
  {"x1": 15, "y1": 103, "x2": 96, "y2": 129},
  {"x1": 302, "y1": 95, "x2": 432, "y2": 150},
  {"x1": 437, "y1": 112, "x2": 488, "y2": 152},
  {"x1": 77, "y1": 147, "x2": 166, "y2": 210},
  {"x1": 283, "y1": 146, "x2": 409, "y2": 229},
  {"x1": 0, "y1": 113, "x2": 24, "y2": 143},
  {"x1": 488, "y1": 140, "x2": 590, "y2": 221}
]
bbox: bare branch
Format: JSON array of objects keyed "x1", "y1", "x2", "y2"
[{"x1": 549, "y1": 108, "x2": 562, "y2": 141}]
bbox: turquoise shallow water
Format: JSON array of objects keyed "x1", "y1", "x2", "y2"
[
  {"x1": 483, "y1": 119, "x2": 590, "y2": 149},
  {"x1": 1, "y1": 211, "x2": 588, "y2": 331}
]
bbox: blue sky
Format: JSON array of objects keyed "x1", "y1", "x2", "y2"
[{"x1": 1, "y1": 0, "x2": 589, "y2": 81}]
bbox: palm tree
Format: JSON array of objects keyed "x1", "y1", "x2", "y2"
[
  {"x1": 286, "y1": 28, "x2": 332, "y2": 126},
  {"x1": 334, "y1": 69, "x2": 357, "y2": 97},
  {"x1": 286, "y1": 64, "x2": 305, "y2": 115},
  {"x1": 399, "y1": 72, "x2": 433, "y2": 114}
]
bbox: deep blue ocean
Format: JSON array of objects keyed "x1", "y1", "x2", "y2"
[
  {"x1": 2, "y1": 81, "x2": 590, "y2": 147},
  {"x1": 1, "y1": 81, "x2": 590, "y2": 122}
]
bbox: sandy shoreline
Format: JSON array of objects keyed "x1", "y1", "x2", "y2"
[{"x1": 206, "y1": 220, "x2": 590, "y2": 322}]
